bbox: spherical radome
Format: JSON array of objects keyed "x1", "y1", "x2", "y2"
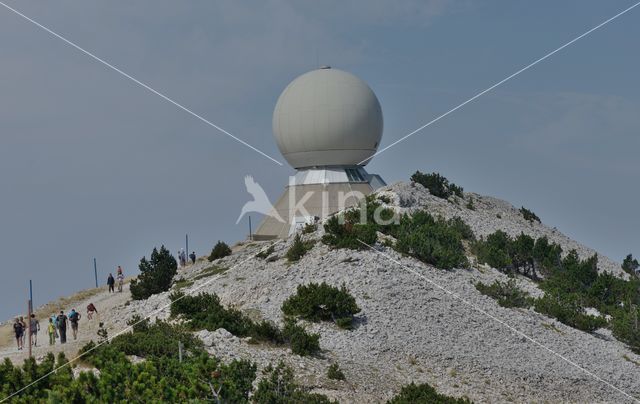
[{"x1": 273, "y1": 67, "x2": 383, "y2": 168}]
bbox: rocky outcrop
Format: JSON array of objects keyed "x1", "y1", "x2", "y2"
[{"x1": 109, "y1": 183, "x2": 640, "y2": 403}]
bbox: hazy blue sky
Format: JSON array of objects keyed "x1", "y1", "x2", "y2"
[{"x1": 1, "y1": 1, "x2": 638, "y2": 320}]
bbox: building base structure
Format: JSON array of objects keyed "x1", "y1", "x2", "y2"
[{"x1": 253, "y1": 166, "x2": 385, "y2": 240}]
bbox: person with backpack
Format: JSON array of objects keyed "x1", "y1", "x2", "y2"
[
  {"x1": 107, "y1": 273, "x2": 115, "y2": 293},
  {"x1": 69, "y1": 309, "x2": 81, "y2": 340},
  {"x1": 189, "y1": 251, "x2": 196, "y2": 265},
  {"x1": 57, "y1": 311, "x2": 68, "y2": 344},
  {"x1": 30, "y1": 314, "x2": 40, "y2": 346},
  {"x1": 13, "y1": 318, "x2": 24, "y2": 350},
  {"x1": 116, "y1": 267, "x2": 124, "y2": 292},
  {"x1": 47, "y1": 318, "x2": 56, "y2": 345}
]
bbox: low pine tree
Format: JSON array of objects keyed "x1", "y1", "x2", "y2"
[
  {"x1": 622, "y1": 254, "x2": 640, "y2": 276},
  {"x1": 130, "y1": 246, "x2": 177, "y2": 300},
  {"x1": 209, "y1": 241, "x2": 232, "y2": 261}
]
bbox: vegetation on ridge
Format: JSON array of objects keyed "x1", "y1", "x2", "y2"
[
  {"x1": 170, "y1": 291, "x2": 320, "y2": 356},
  {"x1": 130, "y1": 245, "x2": 177, "y2": 300},
  {"x1": 322, "y1": 195, "x2": 474, "y2": 270},
  {"x1": 282, "y1": 282, "x2": 361, "y2": 329},
  {"x1": 286, "y1": 234, "x2": 314, "y2": 262},
  {"x1": 519, "y1": 206, "x2": 541, "y2": 223},
  {"x1": 208, "y1": 240, "x2": 232, "y2": 261},
  {"x1": 388, "y1": 382, "x2": 473, "y2": 403},
  {"x1": 411, "y1": 171, "x2": 464, "y2": 199}
]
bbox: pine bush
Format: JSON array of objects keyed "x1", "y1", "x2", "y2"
[
  {"x1": 281, "y1": 282, "x2": 361, "y2": 329},
  {"x1": 410, "y1": 171, "x2": 464, "y2": 199},
  {"x1": 388, "y1": 382, "x2": 472, "y2": 403},
  {"x1": 130, "y1": 245, "x2": 178, "y2": 300},
  {"x1": 208, "y1": 240, "x2": 232, "y2": 261},
  {"x1": 475, "y1": 279, "x2": 532, "y2": 308},
  {"x1": 327, "y1": 363, "x2": 346, "y2": 381}
]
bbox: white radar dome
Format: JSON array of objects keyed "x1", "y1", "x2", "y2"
[{"x1": 273, "y1": 67, "x2": 383, "y2": 168}]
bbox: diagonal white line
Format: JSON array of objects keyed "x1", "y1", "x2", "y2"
[
  {"x1": 357, "y1": 239, "x2": 640, "y2": 403},
  {"x1": 0, "y1": 1, "x2": 284, "y2": 166},
  {"x1": 0, "y1": 241, "x2": 282, "y2": 403},
  {"x1": 359, "y1": 1, "x2": 640, "y2": 165}
]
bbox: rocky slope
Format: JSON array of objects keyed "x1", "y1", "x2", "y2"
[
  {"x1": 123, "y1": 181, "x2": 640, "y2": 403},
  {"x1": 3, "y1": 181, "x2": 639, "y2": 403}
]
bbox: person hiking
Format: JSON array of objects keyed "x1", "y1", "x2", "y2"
[
  {"x1": 13, "y1": 318, "x2": 24, "y2": 350},
  {"x1": 107, "y1": 273, "x2": 115, "y2": 293},
  {"x1": 30, "y1": 314, "x2": 40, "y2": 346},
  {"x1": 116, "y1": 268, "x2": 124, "y2": 292},
  {"x1": 57, "y1": 311, "x2": 68, "y2": 344},
  {"x1": 47, "y1": 318, "x2": 56, "y2": 345},
  {"x1": 86, "y1": 303, "x2": 98, "y2": 320},
  {"x1": 19, "y1": 317, "x2": 26, "y2": 348},
  {"x1": 51, "y1": 314, "x2": 59, "y2": 338},
  {"x1": 69, "y1": 309, "x2": 81, "y2": 340},
  {"x1": 179, "y1": 249, "x2": 186, "y2": 267},
  {"x1": 189, "y1": 251, "x2": 196, "y2": 265}
]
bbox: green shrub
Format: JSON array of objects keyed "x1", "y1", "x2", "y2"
[
  {"x1": 520, "y1": 206, "x2": 541, "y2": 223},
  {"x1": 208, "y1": 241, "x2": 232, "y2": 261},
  {"x1": 286, "y1": 234, "x2": 314, "y2": 262},
  {"x1": 612, "y1": 307, "x2": 640, "y2": 353},
  {"x1": 586, "y1": 272, "x2": 640, "y2": 314},
  {"x1": 322, "y1": 217, "x2": 379, "y2": 250},
  {"x1": 446, "y1": 217, "x2": 475, "y2": 241},
  {"x1": 473, "y1": 232, "x2": 560, "y2": 279},
  {"x1": 533, "y1": 292, "x2": 607, "y2": 332},
  {"x1": 322, "y1": 196, "x2": 398, "y2": 250},
  {"x1": 130, "y1": 245, "x2": 178, "y2": 300},
  {"x1": 411, "y1": 171, "x2": 464, "y2": 199},
  {"x1": 170, "y1": 292, "x2": 254, "y2": 337},
  {"x1": 302, "y1": 222, "x2": 318, "y2": 234},
  {"x1": 388, "y1": 382, "x2": 472, "y2": 403},
  {"x1": 377, "y1": 194, "x2": 392, "y2": 204},
  {"x1": 327, "y1": 363, "x2": 346, "y2": 381},
  {"x1": 255, "y1": 245, "x2": 275, "y2": 259},
  {"x1": 170, "y1": 292, "x2": 319, "y2": 356},
  {"x1": 281, "y1": 282, "x2": 361, "y2": 328},
  {"x1": 474, "y1": 234, "x2": 640, "y2": 348},
  {"x1": 253, "y1": 362, "x2": 336, "y2": 404},
  {"x1": 465, "y1": 197, "x2": 475, "y2": 210},
  {"x1": 322, "y1": 195, "x2": 472, "y2": 270},
  {"x1": 81, "y1": 318, "x2": 202, "y2": 366},
  {"x1": 283, "y1": 319, "x2": 321, "y2": 356},
  {"x1": 475, "y1": 279, "x2": 532, "y2": 308},
  {"x1": 392, "y1": 212, "x2": 470, "y2": 269},
  {"x1": 622, "y1": 254, "x2": 639, "y2": 276},
  {"x1": 13, "y1": 334, "x2": 256, "y2": 403},
  {"x1": 473, "y1": 231, "x2": 513, "y2": 271}
]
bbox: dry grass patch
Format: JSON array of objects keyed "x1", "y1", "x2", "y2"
[
  {"x1": 623, "y1": 354, "x2": 640, "y2": 366},
  {"x1": 192, "y1": 265, "x2": 228, "y2": 282},
  {"x1": 542, "y1": 322, "x2": 565, "y2": 335}
]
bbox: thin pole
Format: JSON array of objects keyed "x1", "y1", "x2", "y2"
[
  {"x1": 186, "y1": 234, "x2": 189, "y2": 259},
  {"x1": 94, "y1": 258, "x2": 98, "y2": 288},
  {"x1": 178, "y1": 341, "x2": 183, "y2": 362},
  {"x1": 248, "y1": 216, "x2": 252, "y2": 241},
  {"x1": 29, "y1": 280, "x2": 33, "y2": 308},
  {"x1": 27, "y1": 300, "x2": 32, "y2": 359}
]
